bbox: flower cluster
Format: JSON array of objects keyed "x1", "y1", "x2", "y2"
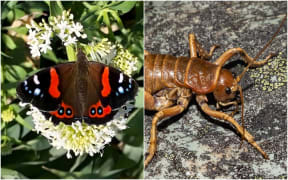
[
  {"x1": 27, "y1": 20, "x2": 52, "y2": 57},
  {"x1": 84, "y1": 39, "x2": 139, "y2": 76},
  {"x1": 111, "y1": 44, "x2": 139, "y2": 76},
  {"x1": 84, "y1": 39, "x2": 116, "y2": 65},
  {"x1": 26, "y1": 10, "x2": 87, "y2": 57},
  {"x1": 29, "y1": 101, "x2": 134, "y2": 158},
  {"x1": 1, "y1": 106, "x2": 15, "y2": 123},
  {"x1": 49, "y1": 10, "x2": 87, "y2": 46}
]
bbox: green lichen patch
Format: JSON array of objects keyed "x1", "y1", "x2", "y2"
[{"x1": 250, "y1": 52, "x2": 287, "y2": 92}]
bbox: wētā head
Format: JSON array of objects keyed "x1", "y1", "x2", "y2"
[
  {"x1": 213, "y1": 69, "x2": 238, "y2": 103},
  {"x1": 212, "y1": 14, "x2": 286, "y2": 133}
]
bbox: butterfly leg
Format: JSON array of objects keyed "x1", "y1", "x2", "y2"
[{"x1": 196, "y1": 94, "x2": 269, "y2": 159}]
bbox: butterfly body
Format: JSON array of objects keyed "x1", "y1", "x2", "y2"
[{"x1": 17, "y1": 50, "x2": 138, "y2": 125}]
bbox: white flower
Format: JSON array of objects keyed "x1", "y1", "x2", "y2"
[
  {"x1": 29, "y1": 44, "x2": 41, "y2": 58},
  {"x1": 71, "y1": 22, "x2": 83, "y2": 37},
  {"x1": 39, "y1": 43, "x2": 52, "y2": 53},
  {"x1": 57, "y1": 20, "x2": 69, "y2": 32},
  {"x1": 64, "y1": 35, "x2": 77, "y2": 46},
  {"x1": 39, "y1": 30, "x2": 51, "y2": 42},
  {"x1": 28, "y1": 29, "x2": 37, "y2": 41},
  {"x1": 26, "y1": 100, "x2": 134, "y2": 158},
  {"x1": 57, "y1": 30, "x2": 68, "y2": 41}
]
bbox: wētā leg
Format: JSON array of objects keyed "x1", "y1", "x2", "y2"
[
  {"x1": 214, "y1": 47, "x2": 276, "y2": 67},
  {"x1": 189, "y1": 33, "x2": 219, "y2": 59},
  {"x1": 196, "y1": 94, "x2": 269, "y2": 159},
  {"x1": 145, "y1": 88, "x2": 192, "y2": 167}
]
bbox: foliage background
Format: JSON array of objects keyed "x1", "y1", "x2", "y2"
[{"x1": 1, "y1": 1, "x2": 143, "y2": 179}]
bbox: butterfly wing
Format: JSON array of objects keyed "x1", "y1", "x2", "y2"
[
  {"x1": 17, "y1": 62, "x2": 83, "y2": 125},
  {"x1": 83, "y1": 62, "x2": 138, "y2": 125},
  {"x1": 17, "y1": 63, "x2": 73, "y2": 111}
]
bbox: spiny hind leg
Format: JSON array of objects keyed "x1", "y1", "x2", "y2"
[
  {"x1": 196, "y1": 95, "x2": 269, "y2": 159},
  {"x1": 214, "y1": 47, "x2": 276, "y2": 67},
  {"x1": 189, "y1": 33, "x2": 219, "y2": 59}
]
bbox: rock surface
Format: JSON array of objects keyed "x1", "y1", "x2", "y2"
[{"x1": 144, "y1": 1, "x2": 287, "y2": 179}]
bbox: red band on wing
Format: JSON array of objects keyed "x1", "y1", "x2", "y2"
[
  {"x1": 89, "y1": 100, "x2": 111, "y2": 118},
  {"x1": 101, "y1": 67, "x2": 111, "y2": 97},
  {"x1": 49, "y1": 68, "x2": 61, "y2": 98},
  {"x1": 50, "y1": 101, "x2": 74, "y2": 119}
]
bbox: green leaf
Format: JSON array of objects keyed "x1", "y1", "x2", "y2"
[
  {"x1": 42, "y1": 166, "x2": 98, "y2": 179},
  {"x1": 82, "y1": 2, "x2": 101, "y2": 12},
  {"x1": 14, "y1": 136, "x2": 51, "y2": 151},
  {"x1": 7, "y1": 123, "x2": 20, "y2": 139},
  {"x1": 15, "y1": 115, "x2": 33, "y2": 131},
  {"x1": 48, "y1": 1, "x2": 63, "y2": 17},
  {"x1": 100, "y1": 168, "x2": 125, "y2": 178},
  {"x1": 13, "y1": 8, "x2": 25, "y2": 19},
  {"x1": 20, "y1": 161, "x2": 48, "y2": 165},
  {"x1": 110, "y1": 2, "x2": 136, "y2": 14},
  {"x1": 1, "y1": 168, "x2": 27, "y2": 179},
  {"x1": 1, "y1": 5, "x2": 10, "y2": 20},
  {"x1": 7, "y1": 10, "x2": 14, "y2": 22},
  {"x1": 113, "y1": 153, "x2": 135, "y2": 170},
  {"x1": 102, "y1": 11, "x2": 111, "y2": 27},
  {"x1": 98, "y1": 155, "x2": 114, "y2": 175},
  {"x1": 117, "y1": 108, "x2": 143, "y2": 146},
  {"x1": 123, "y1": 144, "x2": 143, "y2": 163},
  {"x1": 69, "y1": 155, "x2": 87, "y2": 172},
  {"x1": 110, "y1": 11, "x2": 124, "y2": 29},
  {"x1": 1, "y1": 141, "x2": 13, "y2": 156},
  {"x1": 2, "y1": 34, "x2": 16, "y2": 50},
  {"x1": 49, "y1": 147, "x2": 67, "y2": 161},
  {"x1": 7, "y1": 1, "x2": 17, "y2": 9},
  {"x1": 20, "y1": 116, "x2": 33, "y2": 138},
  {"x1": 42, "y1": 49, "x2": 59, "y2": 63},
  {"x1": 27, "y1": 136, "x2": 51, "y2": 151},
  {"x1": 3, "y1": 65, "x2": 27, "y2": 82},
  {"x1": 22, "y1": 1, "x2": 49, "y2": 14},
  {"x1": 4, "y1": 26, "x2": 28, "y2": 35}
]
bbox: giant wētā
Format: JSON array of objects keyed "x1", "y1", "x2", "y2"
[{"x1": 144, "y1": 15, "x2": 287, "y2": 167}]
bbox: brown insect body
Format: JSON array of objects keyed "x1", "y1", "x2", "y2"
[{"x1": 145, "y1": 54, "x2": 233, "y2": 95}]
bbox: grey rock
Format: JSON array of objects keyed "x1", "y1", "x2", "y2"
[{"x1": 144, "y1": 1, "x2": 287, "y2": 179}]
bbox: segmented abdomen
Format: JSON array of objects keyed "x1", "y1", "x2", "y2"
[{"x1": 145, "y1": 54, "x2": 219, "y2": 94}]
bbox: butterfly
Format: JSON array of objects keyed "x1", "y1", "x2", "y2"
[{"x1": 17, "y1": 49, "x2": 138, "y2": 125}]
